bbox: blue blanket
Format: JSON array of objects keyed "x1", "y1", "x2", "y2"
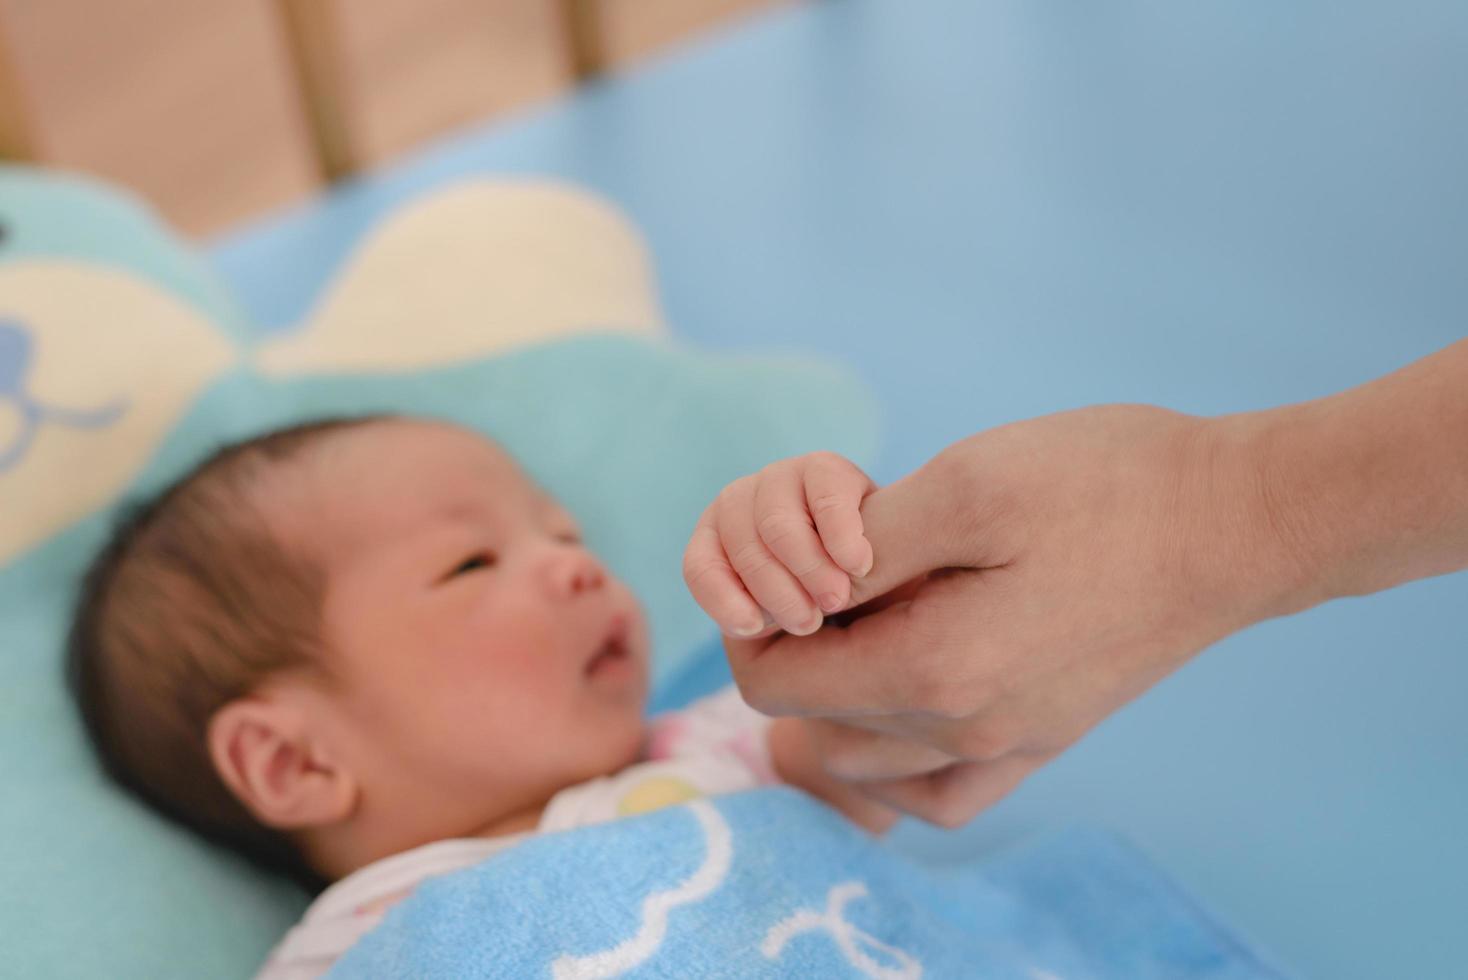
[{"x1": 329, "y1": 789, "x2": 1284, "y2": 979}]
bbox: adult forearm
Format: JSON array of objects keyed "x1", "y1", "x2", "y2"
[{"x1": 1235, "y1": 338, "x2": 1468, "y2": 613}]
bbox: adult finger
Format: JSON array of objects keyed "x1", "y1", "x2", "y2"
[
  {"x1": 728, "y1": 566, "x2": 1002, "y2": 720},
  {"x1": 857, "y1": 756, "x2": 1036, "y2": 828},
  {"x1": 839, "y1": 459, "x2": 998, "y2": 612},
  {"x1": 804, "y1": 718, "x2": 956, "y2": 782},
  {"x1": 728, "y1": 590, "x2": 945, "y2": 718}
]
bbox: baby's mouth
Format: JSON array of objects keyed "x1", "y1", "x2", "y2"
[{"x1": 584, "y1": 614, "x2": 632, "y2": 677}]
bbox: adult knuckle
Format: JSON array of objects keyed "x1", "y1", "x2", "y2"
[
  {"x1": 826, "y1": 758, "x2": 866, "y2": 782},
  {"x1": 819, "y1": 746, "x2": 863, "y2": 781},
  {"x1": 908, "y1": 666, "x2": 966, "y2": 719},
  {"x1": 956, "y1": 722, "x2": 1014, "y2": 762},
  {"x1": 920, "y1": 626, "x2": 1005, "y2": 712},
  {"x1": 921, "y1": 443, "x2": 981, "y2": 507},
  {"x1": 959, "y1": 669, "x2": 1003, "y2": 714},
  {"x1": 817, "y1": 731, "x2": 871, "y2": 779},
  {"x1": 930, "y1": 802, "x2": 970, "y2": 830},
  {"x1": 918, "y1": 446, "x2": 1004, "y2": 557},
  {"x1": 926, "y1": 782, "x2": 973, "y2": 829},
  {"x1": 929, "y1": 682, "x2": 976, "y2": 722},
  {"x1": 736, "y1": 682, "x2": 779, "y2": 715}
]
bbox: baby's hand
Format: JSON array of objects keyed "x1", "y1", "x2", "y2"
[{"x1": 684, "y1": 452, "x2": 875, "y2": 637}]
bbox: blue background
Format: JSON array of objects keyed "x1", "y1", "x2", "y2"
[{"x1": 205, "y1": 2, "x2": 1465, "y2": 977}]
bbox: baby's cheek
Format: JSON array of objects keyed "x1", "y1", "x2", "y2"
[{"x1": 479, "y1": 643, "x2": 557, "y2": 700}]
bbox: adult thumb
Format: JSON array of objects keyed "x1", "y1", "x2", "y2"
[{"x1": 843, "y1": 455, "x2": 988, "y2": 611}]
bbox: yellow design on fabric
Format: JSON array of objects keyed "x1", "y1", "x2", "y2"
[
  {"x1": 0, "y1": 179, "x2": 665, "y2": 566},
  {"x1": 617, "y1": 777, "x2": 703, "y2": 817}
]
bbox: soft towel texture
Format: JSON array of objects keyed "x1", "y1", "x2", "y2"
[{"x1": 330, "y1": 788, "x2": 1285, "y2": 979}]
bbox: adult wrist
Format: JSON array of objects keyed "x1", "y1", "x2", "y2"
[{"x1": 1196, "y1": 408, "x2": 1336, "y2": 625}]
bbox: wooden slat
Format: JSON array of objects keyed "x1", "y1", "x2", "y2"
[
  {"x1": 575, "y1": 0, "x2": 791, "y2": 73},
  {"x1": 281, "y1": 0, "x2": 576, "y2": 175},
  {"x1": 0, "y1": 18, "x2": 37, "y2": 161},
  {"x1": 0, "y1": 0, "x2": 322, "y2": 236}
]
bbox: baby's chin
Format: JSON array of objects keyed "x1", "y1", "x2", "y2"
[{"x1": 583, "y1": 707, "x2": 648, "y2": 778}]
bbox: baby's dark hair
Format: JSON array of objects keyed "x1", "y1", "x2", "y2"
[{"x1": 66, "y1": 415, "x2": 387, "y2": 892}]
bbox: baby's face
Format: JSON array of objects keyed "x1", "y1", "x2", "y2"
[{"x1": 284, "y1": 420, "x2": 649, "y2": 838}]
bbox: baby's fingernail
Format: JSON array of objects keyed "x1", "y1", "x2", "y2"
[
  {"x1": 729, "y1": 616, "x2": 764, "y2": 638},
  {"x1": 792, "y1": 611, "x2": 823, "y2": 636},
  {"x1": 729, "y1": 609, "x2": 777, "y2": 637},
  {"x1": 818, "y1": 592, "x2": 842, "y2": 612},
  {"x1": 856, "y1": 552, "x2": 873, "y2": 578}
]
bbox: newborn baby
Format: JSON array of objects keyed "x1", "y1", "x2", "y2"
[{"x1": 67, "y1": 416, "x2": 892, "y2": 978}]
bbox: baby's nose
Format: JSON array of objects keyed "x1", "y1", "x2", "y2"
[{"x1": 544, "y1": 549, "x2": 605, "y2": 599}]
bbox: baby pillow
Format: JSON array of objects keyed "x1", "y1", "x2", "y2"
[{"x1": 0, "y1": 168, "x2": 879, "y2": 978}]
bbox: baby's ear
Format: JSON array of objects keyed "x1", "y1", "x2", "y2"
[{"x1": 207, "y1": 695, "x2": 357, "y2": 830}]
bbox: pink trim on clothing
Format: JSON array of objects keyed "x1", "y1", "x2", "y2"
[
  {"x1": 645, "y1": 715, "x2": 690, "y2": 761},
  {"x1": 729, "y1": 727, "x2": 778, "y2": 785}
]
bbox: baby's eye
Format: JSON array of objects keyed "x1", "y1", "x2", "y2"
[
  {"x1": 446, "y1": 551, "x2": 497, "y2": 579},
  {"x1": 555, "y1": 531, "x2": 582, "y2": 546}
]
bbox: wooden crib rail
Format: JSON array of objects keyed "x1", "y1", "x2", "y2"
[{"x1": 0, "y1": 0, "x2": 793, "y2": 236}]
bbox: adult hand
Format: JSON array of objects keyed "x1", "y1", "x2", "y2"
[
  {"x1": 722, "y1": 405, "x2": 1303, "y2": 824},
  {"x1": 703, "y1": 339, "x2": 1468, "y2": 826}
]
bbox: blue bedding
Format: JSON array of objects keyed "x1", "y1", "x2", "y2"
[{"x1": 331, "y1": 789, "x2": 1285, "y2": 979}]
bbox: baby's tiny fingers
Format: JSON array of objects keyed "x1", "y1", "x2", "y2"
[
  {"x1": 683, "y1": 515, "x2": 765, "y2": 637},
  {"x1": 718, "y1": 473, "x2": 823, "y2": 635},
  {"x1": 804, "y1": 452, "x2": 875, "y2": 577},
  {"x1": 754, "y1": 462, "x2": 853, "y2": 615}
]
